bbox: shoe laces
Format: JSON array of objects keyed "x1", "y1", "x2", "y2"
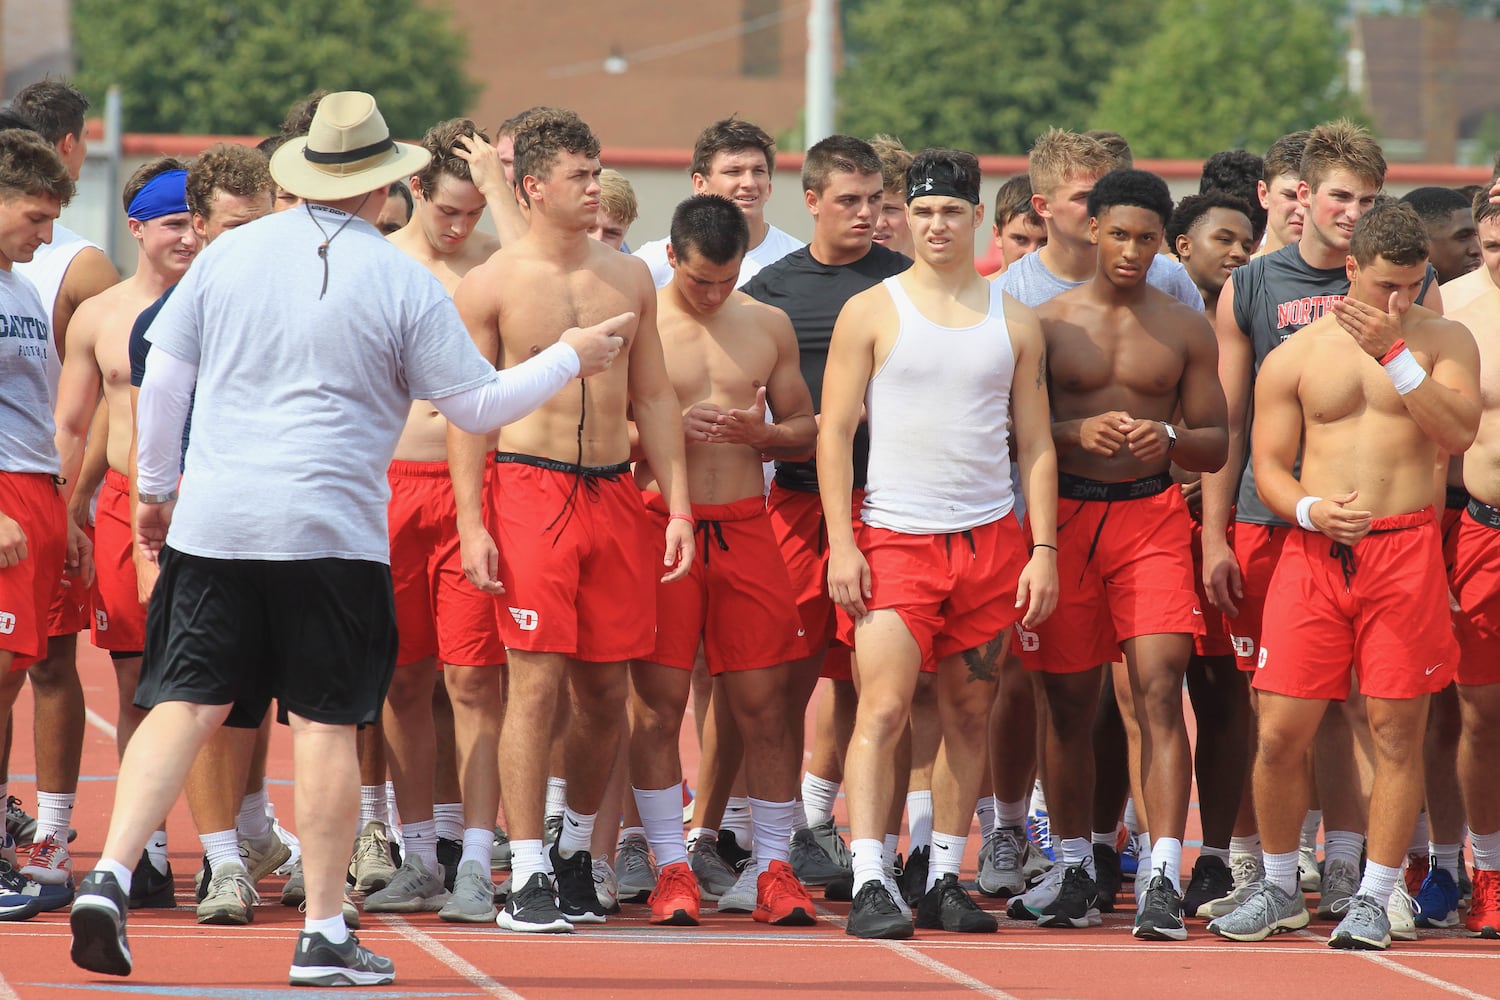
[
  {"x1": 6, "y1": 796, "x2": 28, "y2": 819},
  {"x1": 210, "y1": 868, "x2": 261, "y2": 906},
  {"x1": 654, "y1": 862, "x2": 696, "y2": 898},
  {"x1": 1229, "y1": 854, "x2": 1261, "y2": 887},
  {"x1": 992, "y1": 827, "x2": 1025, "y2": 869},
  {"x1": 1, "y1": 858, "x2": 35, "y2": 890},
  {"x1": 1472, "y1": 870, "x2": 1500, "y2": 912},
  {"x1": 592, "y1": 857, "x2": 616, "y2": 889},
  {"x1": 762, "y1": 865, "x2": 804, "y2": 904},
  {"x1": 1330, "y1": 891, "x2": 1381, "y2": 920},
  {"x1": 939, "y1": 877, "x2": 982, "y2": 912},
  {"x1": 26, "y1": 834, "x2": 62, "y2": 867}
]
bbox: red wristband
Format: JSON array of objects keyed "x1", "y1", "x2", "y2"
[
  {"x1": 669, "y1": 513, "x2": 694, "y2": 525},
  {"x1": 1379, "y1": 338, "x2": 1407, "y2": 365}
]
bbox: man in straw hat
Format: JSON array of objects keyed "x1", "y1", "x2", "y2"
[{"x1": 67, "y1": 92, "x2": 627, "y2": 987}]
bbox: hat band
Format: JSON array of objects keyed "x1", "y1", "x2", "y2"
[{"x1": 302, "y1": 137, "x2": 396, "y2": 166}]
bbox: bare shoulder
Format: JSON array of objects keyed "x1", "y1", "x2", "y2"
[
  {"x1": 840, "y1": 280, "x2": 895, "y2": 324},
  {"x1": 1448, "y1": 288, "x2": 1500, "y2": 340},
  {"x1": 735, "y1": 291, "x2": 794, "y2": 335}
]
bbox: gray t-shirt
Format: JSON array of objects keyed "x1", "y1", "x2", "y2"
[
  {"x1": 146, "y1": 205, "x2": 495, "y2": 562},
  {"x1": 998, "y1": 250, "x2": 1205, "y2": 311},
  {"x1": 0, "y1": 269, "x2": 59, "y2": 475}
]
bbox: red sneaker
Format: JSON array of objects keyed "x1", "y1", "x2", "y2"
[
  {"x1": 1404, "y1": 852, "x2": 1430, "y2": 899},
  {"x1": 1466, "y1": 868, "x2": 1500, "y2": 939},
  {"x1": 649, "y1": 860, "x2": 700, "y2": 926},
  {"x1": 753, "y1": 859, "x2": 816, "y2": 926}
]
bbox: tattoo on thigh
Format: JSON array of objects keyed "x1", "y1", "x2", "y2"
[{"x1": 962, "y1": 635, "x2": 1007, "y2": 683}]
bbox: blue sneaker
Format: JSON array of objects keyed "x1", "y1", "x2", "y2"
[
  {"x1": 1026, "y1": 808, "x2": 1055, "y2": 862},
  {"x1": 1414, "y1": 866, "x2": 1461, "y2": 928},
  {"x1": 1120, "y1": 833, "x2": 1141, "y2": 877}
]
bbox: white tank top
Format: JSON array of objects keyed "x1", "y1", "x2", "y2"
[
  {"x1": 862, "y1": 274, "x2": 1016, "y2": 534},
  {"x1": 14, "y1": 223, "x2": 100, "y2": 344}
]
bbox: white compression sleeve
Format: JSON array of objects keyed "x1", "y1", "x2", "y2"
[
  {"x1": 136, "y1": 350, "x2": 199, "y2": 496},
  {"x1": 430, "y1": 342, "x2": 582, "y2": 434}
]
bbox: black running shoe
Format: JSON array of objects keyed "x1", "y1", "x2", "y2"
[
  {"x1": 1134, "y1": 873, "x2": 1188, "y2": 941},
  {"x1": 846, "y1": 878, "x2": 913, "y2": 939},
  {"x1": 716, "y1": 829, "x2": 752, "y2": 870},
  {"x1": 1182, "y1": 854, "x2": 1234, "y2": 918},
  {"x1": 898, "y1": 845, "x2": 930, "y2": 907},
  {"x1": 1093, "y1": 843, "x2": 1122, "y2": 913},
  {"x1": 129, "y1": 851, "x2": 174, "y2": 910},
  {"x1": 1038, "y1": 863, "x2": 1100, "y2": 928},
  {"x1": 823, "y1": 874, "x2": 854, "y2": 901},
  {"x1": 497, "y1": 871, "x2": 571, "y2": 933},
  {"x1": 70, "y1": 871, "x2": 133, "y2": 976},
  {"x1": 437, "y1": 837, "x2": 461, "y2": 892},
  {"x1": 915, "y1": 873, "x2": 998, "y2": 933},
  {"x1": 288, "y1": 930, "x2": 395, "y2": 987},
  {"x1": 549, "y1": 842, "x2": 607, "y2": 924}
]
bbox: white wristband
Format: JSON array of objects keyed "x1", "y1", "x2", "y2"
[
  {"x1": 1296, "y1": 495, "x2": 1321, "y2": 531},
  {"x1": 1383, "y1": 347, "x2": 1427, "y2": 395}
]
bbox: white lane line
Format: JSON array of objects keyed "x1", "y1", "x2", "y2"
[
  {"x1": 379, "y1": 914, "x2": 525, "y2": 1000},
  {"x1": 84, "y1": 705, "x2": 117, "y2": 740},
  {"x1": 1294, "y1": 929, "x2": 1493, "y2": 999},
  {"x1": 0, "y1": 967, "x2": 22, "y2": 1000}
]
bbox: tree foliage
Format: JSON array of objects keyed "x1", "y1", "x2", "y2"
[
  {"x1": 71, "y1": 0, "x2": 478, "y2": 138},
  {"x1": 837, "y1": 0, "x2": 1160, "y2": 154},
  {"x1": 1093, "y1": 0, "x2": 1359, "y2": 159}
]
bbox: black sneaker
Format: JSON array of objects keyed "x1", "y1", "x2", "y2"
[
  {"x1": 1093, "y1": 843, "x2": 1122, "y2": 913},
  {"x1": 716, "y1": 829, "x2": 752, "y2": 870},
  {"x1": 823, "y1": 874, "x2": 854, "y2": 901},
  {"x1": 1182, "y1": 854, "x2": 1234, "y2": 918},
  {"x1": 437, "y1": 838, "x2": 461, "y2": 892},
  {"x1": 1038, "y1": 863, "x2": 1100, "y2": 928},
  {"x1": 898, "y1": 845, "x2": 930, "y2": 907},
  {"x1": 846, "y1": 878, "x2": 913, "y2": 939},
  {"x1": 497, "y1": 871, "x2": 571, "y2": 933},
  {"x1": 915, "y1": 873, "x2": 998, "y2": 933},
  {"x1": 288, "y1": 930, "x2": 394, "y2": 987},
  {"x1": 129, "y1": 851, "x2": 175, "y2": 909},
  {"x1": 1134, "y1": 872, "x2": 1188, "y2": 941},
  {"x1": 69, "y1": 871, "x2": 133, "y2": 976},
  {"x1": 549, "y1": 842, "x2": 607, "y2": 924}
]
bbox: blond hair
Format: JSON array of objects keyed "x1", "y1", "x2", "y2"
[
  {"x1": 1027, "y1": 128, "x2": 1115, "y2": 198},
  {"x1": 598, "y1": 168, "x2": 638, "y2": 226},
  {"x1": 1301, "y1": 119, "x2": 1386, "y2": 193},
  {"x1": 869, "y1": 133, "x2": 913, "y2": 194}
]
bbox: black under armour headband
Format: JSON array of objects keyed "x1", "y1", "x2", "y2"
[{"x1": 906, "y1": 160, "x2": 980, "y2": 205}]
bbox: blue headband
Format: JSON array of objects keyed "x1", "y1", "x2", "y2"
[{"x1": 127, "y1": 169, "x2": 189, "y2": 221}]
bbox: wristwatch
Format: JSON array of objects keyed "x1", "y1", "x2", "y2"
[
  {"x1": 1163, "y1": 422, "x2": 1177, "y2": 452},
  {"x1": 138, "y1": 489, "x2": 178, "y2": 505}
]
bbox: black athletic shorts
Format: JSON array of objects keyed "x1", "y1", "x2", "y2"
[{"x1": 134, "y1": 547, "x2": 398, "y2": 728}]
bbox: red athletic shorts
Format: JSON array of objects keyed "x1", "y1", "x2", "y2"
[
  {"x1": 91, "y1": 469, "x2": 146, "y2": 654},
  {"x1": 387, "y1": 461, "x2": 505, "y2": 668},
  {"x1": 47, "y1": 521, "x2": 93, "y2": 638},
  {"x1": 1191, "y1": 517, "x2": 1234, "y2": 658},
  {"x1": 0, "y1": 472, "x2": 67, "y2": 672},
  {"x1": 1442, "y1": 487, "x2": 1467, "y2": 575},
  {"x1": 1450, "y1": 501, "x2": 1500, "y2": 688},
  {"x1": 642, "y1": 492, "x2": 803, "y2": 674},
  {"x1": 490, "y1": 455, "x2": 655, "y2": 662},
  {"x1": 836, "y1": 515, "x2": 1028, "y2": 672},
  {"x1": 1254, "y1": 509, "x2": 1458, "y2": 701},
  {"x1": 765, "y1": 482, "x2": 861, "y2": 679},
  {"x1": 1020, "y1": 477, "x2": 1202, "y2": 674},
  {"x1": 1228, "y1": 522, "x2": 1291, "y2": 671}
]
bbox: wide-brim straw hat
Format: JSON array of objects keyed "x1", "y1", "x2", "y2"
[{"x1": 270, "y1": 91, "x2": 430, "y2": 202}]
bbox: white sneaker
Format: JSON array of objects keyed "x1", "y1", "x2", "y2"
[
  {"x1": 1298, "y1": 845, "x2": 1321, "y2": 893},
  {"x1": 1006, "y1": 857, "x2": 1066, "y2": 920},
  {"x1": 1387, "y1": 884, "x2": 1418, "y2": 941},
  {"x1": 1199, "y1": 853, "x2": 1266, "y2": 919},
  {"x1": 592, "y1": 856, "x2": 620, "y2": 913},
  {"x1": 716, "y1": 861, "x2": 758, "y2": 914},
  {"x1": 20, "y1": 834, "x2": 70, "y2": 886}
]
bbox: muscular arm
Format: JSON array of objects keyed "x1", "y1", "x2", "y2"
[
  {"x1": 52, "y1": 305, "x2": 104, "y2": 503},
  {"x1": 1170, "y1": 313, "x2": 1230, "y2": 473},
  {"x1": 50, "y1": 248, "x2": 120, "y2": 364},
  {"x1": 628, "y1": 285, "x2": 694, "y2": 580},
  {"x1": 1396, "y1": 320, "x2": 1480, "y2": 454},
  {"x1": 69, "y1": 402, "x2": 110, "y2": 524},
  {"x1": 1199, "y1": 277, "x2": 1254, "y2": 612},
  {"x1": 1007, "y1": 301, "x2": 1062, "y2": 626},
  {"x1": 817, "y1": 294, "x2": 878, "y2": 615},
  {"x1": 1247, "y1": 347, "x2": 1307, "y2": 525},
  {"x1": 448, "y1": 273, "x2": 504, "y2": 590},
  {"x1": 749, "y1": 310, "x2": 817, "y2": 461}
]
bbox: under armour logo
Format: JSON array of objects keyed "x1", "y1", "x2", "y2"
[
  {"x1": 908, "y1": 177, "x2": 935, "y2": 199},
  {"x1": 0, "y1": 612, "x2": 14, "y2": 635},
  {"x1": 508, "y1": 607, "x2": 539, "y2": 631}
]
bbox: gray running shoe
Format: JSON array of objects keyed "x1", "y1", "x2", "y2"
[
  {"x1": 791, "y1": 828, "x2": 847, "y2": 886},
  {"x1": 1317, "y1": 858, "x2": 1361, "y2": 920},
  {"x1": 809, "y1": 818, "x2": 852, "y2": 868},
  {"x1": 197, "y1": 863, "x2": 258, "y2": 925},
  {"x1": 716, "y1": 860, "x2": 758, "y2": 914},
  {"x1": 491, "y1": 827, "x2": 511, "y2": 871},
  {"x1": 978, "y1": 826, "x2": 1027, "y2": 898},
  {"x1": 349, "y1": 820, "x2": 399, "y2": 894},
  {"x1": 690, "y1": 833, "x2": 738, "y2": 901},
  {"x1": 363, "y1": 855, "x2": 450, "y2": 913},
  {"x1": 1329, "y1": 891, "x2": 1393, "y2": 950},
  {"x1": 240, "y1": 831, "x2": 292, "y2": 888},
  {"x1": 287, "y1": 930, "x2": 394, "y2": 988},
  {"x1": 615, "y1": 833, "x2": 658, "y2": 903},
  {"x1": 593, "y1": 856, "x2": 620, "y2": 914},
  {"x1": 1199, "y1": 853, "x2": 1265, "y2": 919},
  {"x1": 1006, "y1": 858, "x2": 1066, "y2": 921},
  {"x1": 1021, "y1": 838, "x2": 1054, "y2": 885},
  {"x1": 439, "y1": 859, "x2": 498, "y2": 923},
  {"x1": 1208, "y1": 879, "x2": 1311, "y2": 941}
]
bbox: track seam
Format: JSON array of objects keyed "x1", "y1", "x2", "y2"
[{"x1": 379, "y1": 913, "x2": 526, "y2": 999}]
